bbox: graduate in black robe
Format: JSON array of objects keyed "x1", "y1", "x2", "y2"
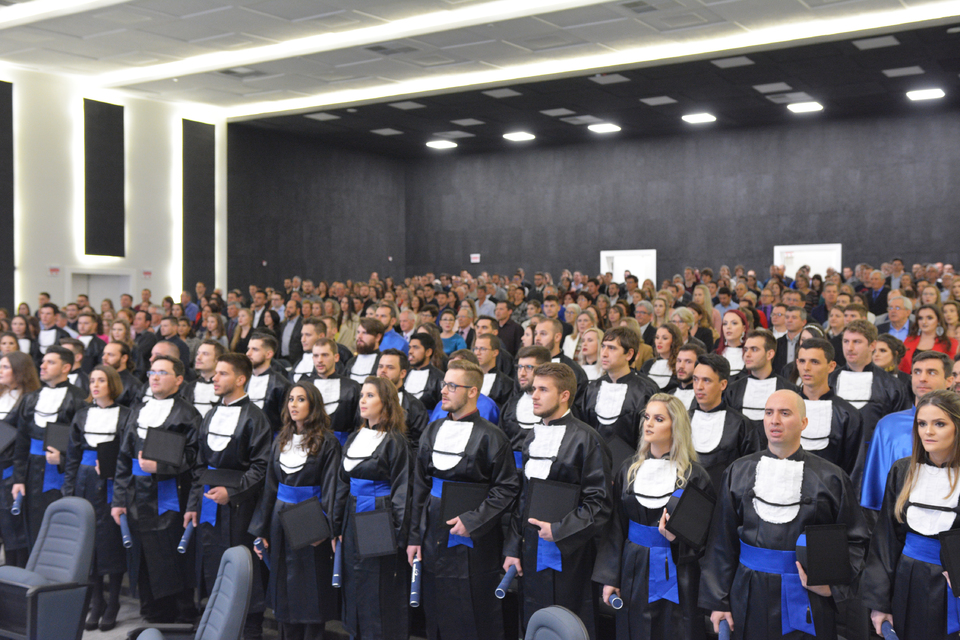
[
  {"x1": 249, "y1": 382, "x2": 341, "y2": 640},
  {"x1": 408, "y1": 360, "x2": 520, "y2": 640},
  {"x1": 244, "y1": 332, "x2": 291, "y2": 434},
  {"x1": 724, "y1": 329, "x2": 799, "y2": 429},
  {"x1": 111, "y1": 355, "x2": 201, "y2": 623},
  {"x1": 333, "y1": 377, "x2": 412, "y2": 640},
  {"x1": 374, "y1": 348, "x2": 430, "y2": 450},
  {"x1": 101, "y1": 341, "x2": 144, "y2": 408},
  {"x1": 185, "y1": 354, "x2": 271, "y2": 638},
  {"x1": 594, "y1": 393, "x2": 715, "y2": 640},
  {"x1": 11, "y1": 346, "x2": 88, "y2": 547},
  {"x1": 77, "y1": 312, "x2": 107, "y2": 373},
  {"x1": 688, "y1": 354, "x2": 760, "y2": 489},
  {"x1": 303, "y1": 339, "x2": 361, "y2": 447},
  {"x1": 474, "y1": 333, "x2": 515, "y2": 408},
  {"x1": 861, "y1": 390, "x2": 960, "y2": 639},
  {"x1": 576, "y1": 327, "x2": 659, "y2": 451},
  {"x1": 699, "y1": 389, "x2": 869, "y2": 640},
  {"x1": 503, "y1": 362, "x2": 612, "y2": 640},
  {"x1": 406, "y1": 333, "x2": 445, "y2": 410},
  {"x1": 0, "y1": 353, "x2": 31, "y2": 569},
  {"x1": 499, "y1": 336, "x2": 553, "y2": 471},
  {"x1": 61, "y1": 365, "x2": 130, "y2": 631}
]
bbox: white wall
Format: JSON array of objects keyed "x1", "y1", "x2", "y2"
[{"x1": 0, "y1": 66, "x2": 225, "y2": 310}]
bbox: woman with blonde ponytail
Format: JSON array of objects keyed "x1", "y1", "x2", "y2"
[{"x1": 595, "y1": 393, "x2": 715, "y2": 640}]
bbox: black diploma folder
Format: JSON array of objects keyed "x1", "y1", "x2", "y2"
[
  {"x1": 0, "y1": 422, "x2": 16, "y2": 454},
  {"x1": 200, "y1": 468, "x2": 245, "y2": 489},
  {"x1": 940, "y1": 529, "x2": 960, "y2": 592},
  {"x1": 439, "y1": 481, "x2": 488, "y2": 524},
  {"x1": 96, "y1": 439, "x2": 120, "y2": 479},
  {"x1": 279, "y1": 498, "x2": 331, "y2": 551},
  {"x1": 664, "y1": 482, "x2": 715, "y2": 549},
  {"x1": 525, "y1": 479, "x2": 580, "y2": 525},
  {"x1": 798, "y1": 524, "x2": 851, "y2": 586},
  {"x1": 44, "y1": 422, "x2": 72, "y2": 454},
  {"x1": 141, "y1": 428, "x2": 186, "y2": 467},
  {"x1": 355, "y1": 509, "x2": 397, "y2": 558}
]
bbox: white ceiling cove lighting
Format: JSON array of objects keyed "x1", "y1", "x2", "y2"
[
  {"x1": 0, "y1": 0, "x2": 130, "y2": 30},
  {"x1": 682, "y1": 113, "x2": 716, "y2": 124},
  {"x1": 787, "y1": 101, "x2": 823, "y2": 113},
  {"x1": 906, "y1": 88, "x2": 945, "y2": 101},
  {"x1": 587, "y1": 123, "x2": 621, "y2": 133},
  {"x1": 503, "y1": 132, "x2": 535, "y2": 141},
  {"x1": 426, "y1": 140, "x2": 457, "y2": 149}
]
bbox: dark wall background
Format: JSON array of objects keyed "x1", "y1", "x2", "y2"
[
  {"x1": 183, "y1": 119, "x2": 216, "y2": 294},
  {"x1": 84, "y1": 99, "x2": 125, "y2": 258},
  {"x1": 227, "y1": 125, "x2": 405, "y2": 290},
  {"x1": 228, "y1": 109, "x2": 960, "y2": 286}
]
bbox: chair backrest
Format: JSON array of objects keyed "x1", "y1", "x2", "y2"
[
  {"x1": 524, "y1": 606, "x2": 590, "y2": 640},
  {"x1": 195, "y1": 545, "x2": 253, "y2": 640},
  {"x1": 26, "y1": 497, "x2": 95, "y2": 584}
]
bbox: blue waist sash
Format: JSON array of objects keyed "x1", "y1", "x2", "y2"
[
  {"x1": 30, "y1": 438, "x2": 64, "y2": 493},
  {"x1": 334, "y1": 431, "x2": 349, "y2": 447},
  {"x1": 430, "y1": 477, "x2": 473, "y2": 548},
  {"x1": 2, "y1": 466, "x2": 12, "y2": 480},
  {"x1": 739, "y1": 540, "x2": 815, "y2": 636},
  {"x1": 131, "y1": 458, "x2": 179, "y2": 515},
  {"x1": 903, "y1": 532, "x2": 960, "y2": 634},
  {"x1": 81, "y1": 450, "x2": 98, "y2": 466},
  {"x1": 200, "y1": 465, "x2": 223, "y2": 527},
  {"x1": 513, "y1": 451, "x2": 523, "y2": 470},
  {"x1": 628, "y1": 520, "x2": 678, "y2": 604},
  {"x1": 349, "y1": 477, "x2": 391, "y2": 513},
  {"x1": 277, "y1": 483, "x2": 321, "y2": 504}
]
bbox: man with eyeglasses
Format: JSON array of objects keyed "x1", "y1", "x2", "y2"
[
  {"x1": 876, "y1": 295, "x2": 912, "y2": 342},
  {"x1": 476, "y1": 315, "x2": 516, "y2": 378},
  {"x1": 407, "y1": 359, "x2": 520, "y2": 640},
  {"x1": 500, "y1": 346, "x2": 552, "y2": 470},
  {"x1": 473, "y1": 334, "x2": 514, "y2": 407},
  {"x1": 112, "y1": 355, "x2": 201, "y2": 624},
  {"x1": 633, "y1": 300, "x2": 656, "y2": 347},
  {"x1": 768, "y1": 303, "x2": 788, "y2": 339}
]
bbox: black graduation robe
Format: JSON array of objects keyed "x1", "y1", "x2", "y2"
[
  {"x1": 332, "y1": 428, "x2": 412, "y2": 640},
  {"x1": 80, "y1": 334, "x2": 107, "y2": 374},
  {"x1": 724, "y1": 373, "x2": 798, "y2": 426},
  {"x1": 687, "y1": 402, "x2": 761, "y2": 490},
  {"x1": 400, "y1": 388, "x2": 429, "y2": 451},
  {"x1": 12, "y1": 381, "x2": 88, "y2": 546},
  {"x1": 640, "y1": 358, "x2": 679, "y2": 392},
  {"x1": 594, "y1": 457, "x2": 715, "y2": 640},
  {"x1": 404, "y1": 364, "x2": 444, "y2": 412},
  {"x1": 0, "y1": 406, "x2": 27, "y2": 556},
  {"x1": 246, "y1": 367, "x2": 291, "y2": 434},
  {"x1": 670, "y1": 382, "x2": 697, "y2": 412},
  {"x1": 504, "y1": 413, "x2": 613, "y2": 640},
  {"x1": 182, "y1": 377, "x2": 218, "y2": 420},
  {"x1": 133, "y1": 331, "x2": 158, "y2": 376},
  {"x1": 552, "y1": 353, "x2": 589, "y2": 407},
  {"x1": 410, "y1": 412, "x2": 521, "y2": 640},
  {"x1": 345, "y1": 351, "x2": 381, "y2": 385},
  {"x1": 302, "y1": 372, "x2": 361, "y2": 446},
  {"x1": 187, "y1": 396, "x2": 271, "y2": 606},
  {"x1": 797, "y1": 389, "x2": 863, "y2": 477},
  {"x1": 499, "y1": 389, "x2": 538, "y2": 466},
  {"x1": 496, "y1": 349, "x2": 517, "y2": 380},
  {"x1": 480, "y1": 370, "x2": 515, "y2": 408},
  {"x1": 117, "y1": 369, "x2": 144, "y2": 408},
  {"x1": 248, "y1": 431, "x2": 341, "y2": 625},
  {"x1": 576, "y1": 370, "x2": 660, "y2": 450},
  {"x1": 111, "y1": 396, "x2": 200, "y2": 599},
  {"x1": 288, "y1": 352, "x2": 315, "y2": 383},
  {"x1": 68, "y1": 369, "x2": 89, "y2": 396},
  {"x1": 828, "y1": 363, "x2": 911, "y2": 445},
  {"x1": 861, "y1": 457, "x2": 960, "y2": 639},
  {"x1": 699, "y1": 449, "x2": 869, "y2": 640},
  {"x1": 31, "y1": 326, "x2": 71, "y2": 368},
  {"x1": 62, "y1": 403, "x2": 130, "y2": 575}
]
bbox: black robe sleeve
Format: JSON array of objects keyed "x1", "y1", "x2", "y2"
[{"x1": 860, "y1": 458, "x2": 908, "y2": 613}]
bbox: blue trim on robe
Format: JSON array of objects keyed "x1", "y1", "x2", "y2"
[
  {"x1": 131, "y1": 458, "x2": 179, "y2": 515},
  {"x1": 861, "y1": 407, "x2": 916, "y2": 511},
  {"x1": 429, "y1": 395, "x2": 499, "y2": 424},
  {"x1": 200, "y1": 465, "x2": 219, "y2": 526},
  {"x1": 80, "y1": 450, "x2": 98, "y2": 466},
  {"x1": 902, "y1": 532, "x2": 960, "y2": 634},
  {"x1": 349, "y1": 477, "x2": 391, "y2": 513},
  {"x1": 430, "y1": 477, "x2": 473, "y2": 548},
  {"x1": 628, "y1": 520, "x2": 679, "y2": 604},
  {"x1": 739, "y1": 539, "x2": 816, "y2": 636},
  {"x1": 30, "y1": 438, "x2": 64, "y2": 492},
  {"x1": 277, "y1": 483, "x2": 321, "y2": 504}
]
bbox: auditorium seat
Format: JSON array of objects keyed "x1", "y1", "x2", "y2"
[
  {"x1": 127, "y1": 545, "x2": 252, "y2": 640},
  {"x1": 524, "y1": 606, "x2": 590, "y2": 640},
  {"x1": 0, "y1": 496, "x2": 95, "y2": 640}
]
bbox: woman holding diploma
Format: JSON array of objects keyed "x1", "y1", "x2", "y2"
[
  {"x1": 862, "y1": 389, "x2": 960, "y2": 639},
  {"x1": 333, "y1": 376, "x2": 412, "y2": 640},
  {"x1": 249, "y1": 383, "x2": 341, "y2": 640},
  {"x1": 595, "y1": 393, "x2": 715, "y2": 640}
]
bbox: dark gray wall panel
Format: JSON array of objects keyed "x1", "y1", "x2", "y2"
[
  {"x1": 0, "y1": 82, "x2": 11, "y2": 310},
  {"x1": 227, "y1": 125, "x2": 405, "y2": 290},
  {"x1": 183, "y1": 119, "x2": 216, "y2": 293},
  {"x1": 84, "y1": 98, "x2": 125, "y2": 257}
]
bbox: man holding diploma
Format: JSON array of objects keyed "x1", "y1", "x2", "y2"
[
  {"x1": 503, "y1": 362, "x2": 612, "y2": 640},
  {"x1": 407, "y1": 359, "x2": 520, "y2": 640}
]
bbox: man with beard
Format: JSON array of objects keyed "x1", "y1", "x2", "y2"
[
  {"x1": 500, "y1": 346, "x2": 552, "y2": 470},
  {"x1": 289, "y1": 318, "x2": 325, "y2": 382},
  {"x1": 183, "y1": 340, "x2": 224, "y2": 419},
  {"x1": 303, "y1": 338, "x2": 361, "y2": 447},
  {"x1": 244, "y1": 332, "x2": 290, "y2": 434},
  {"x1": 101, "y1": 341, "x2": 144, "y2": 407},
  {"x1": 345, "y1": 318, "x2": 383, "y2": 384},
  {"x1": 76, "y1": 311, "x2": 106, "y2": 373},
  {"x1": 534, "y1": 317, "x2": 587, "y2": 406},
  {"x1": 771, "y1": 306, "x2": 806, "y2": 375},
  {"x1": 407, "y1": 360, "x2": 519, "y2": 640},
  {"x1": 376, "y1": 348, "x2": 430, "y2": 449},
  {"x1": 670, "y1": 343, "x2": 703, "y2": 410},
  {"x1": 404, "y1": 333, "x2": 444, "y2": 411},
  {"x1": 374, "y1": 302, "x2": 409, "y2": 355},
  {"x1": 726, "y1": 330, "x2": 798, "y2": 428},
  {"x1": 503, "y1": 362, "x2": 612, "y2": 640}
]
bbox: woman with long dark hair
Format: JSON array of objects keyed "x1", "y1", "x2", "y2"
[
  {"x1": 249, "y1": 383, "x2": 341, "y2": 640},
  {"x1": 715, "y1": 309, "x2": 750, "y2": 376},
  {"x1": 863, "y1": 390, "x2": 960, "y2": 638},
  {"x1": 901, "y1": 304, "x2": 958, "y2": 373},
  {"x1": 333, "y1": 376, "x2": 412, "y2": 640},
  {"x1": 62, "y1": 365, "x2": 130, "y2": 631},
  {"x1": 642, "y1": 324, "x2": 683, "y2": 390}
]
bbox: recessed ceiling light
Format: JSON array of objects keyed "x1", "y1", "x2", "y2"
[
  {"x1": 371, "y1": 128, "x2": 404, "y2": 136},
  {"x1": 540, "y1": 108, "x2": 576, "y2": 117},
  {"x1": 948, "y1": 26, "x2": 960, "y2": 34},
  {"x1": 682, "y1": 113, "x2": 716, "y2": 124},
  {"x1": 304, "y1": 112, "x2": 340, "y2": 121},
  {"x1": 503, "y1": 132, "x2": 535, "y2": 141},
  {"x1": 483, "y1": 88, "x2": 521, "y2": 98},
  {"x1": 754, "y1": 82, "x2": 792, "y2": 94},
  {"x1": 426, "y1": 140, "x2": 457, "y2": 149},
  {"x1": 907, "y1": 88, "x2": 945, "y2": 101},
  {"x1": 787, "y1": 101, "x2": 823, "y2": 113},
  {"x1": 588, "y1": 73, "x2": 630, "y2": 85},
  {"x1": 451, "y1": 118, "x2": 484, "y2": 126},
  {"x1": 711, "y1": 56, "x2": 753, "y2": 69},
  {"x1": 640, "y1": 96, "x2": 676, "y2": 106},
  {"x1": 389, "y1": 101, "x2": 426, "y2": 110},
  {"x1": 852, "y1": 35, "x2": 899, "y2": 50},
  {"x1": 882, "y1": 66, "x2": 924, "y2": 78},
  {"x1": 588, "y1": 123, "x2": 621, "y2": 133}
]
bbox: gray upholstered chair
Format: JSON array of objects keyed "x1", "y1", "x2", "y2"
[
  {"x1": 0, "y1": 496, "x2": 95, "y2": 640},
  {"x1": 128, "y1": 545, "x2": 253, "y2": 640},
  {"x1": 524, "y1": 606, "x2": 590, "y2": 640}
]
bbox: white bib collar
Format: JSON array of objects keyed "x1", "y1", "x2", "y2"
[
  {"x1": 343, "y1": 428, "x2": 386, "y2": 472},
  {"x1": 595, "y1": 380, "x2": 629, "y2": 425},
  {"x1": 753, "y1": 455, "x2": 804, "y2": 524},
  {"x1": 83, "y1": 405, "x2": 121, "y2": 447},
  {"x1": 742, "y1": 377, "x2": 778, "y2": 421},
  {"x1": 279, "y1": 433, "x2": 309, "y2": 474},
  {"x1": 691, "y1": 409, "x2": 726, "y2": 453},
  {"x1": 906, "y1": 464, "x2": 960, "y2": 535},
  {"x1": 206, "y1": 405, "x2": 243, "y2": 452},
  {"x1": 137, "y1": 397, "x2": 175, "y2": 439},
  {"x1": 34, "y1": 386, "x2": 69, "y2": 428},
  {"x1": 836, "y1": 371, "x2": 873, "y2": 410},
  {"x1": 633, "y1": 458, "x2": 678, "y2": 509},
  {"x1": 800, "y1": 400, "x2": 833, "y2": 451},
  {"x1": 525, "y1": 422, "x2": 567, "y2": 480},
  {"x1": 432, "y1": 420, "x2": 474, "y2": 471},
  {"x1": 312, "y1": 377, "x2": 342, "y2": 415}
]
